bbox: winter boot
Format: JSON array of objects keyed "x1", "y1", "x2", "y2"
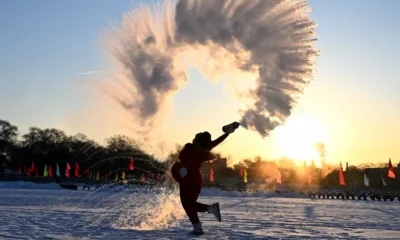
[
  {"x1": 207, "y1": 202, "x2": 221, "y2": 222},
  {"x1": 191, "y1": 222, "x2": 204, "y2": 235}
]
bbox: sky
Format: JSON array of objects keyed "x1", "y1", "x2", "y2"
[{"x1": 0, "y1": 0, "x2": 399, "y2": 166}]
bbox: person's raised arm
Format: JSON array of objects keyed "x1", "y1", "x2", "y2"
[
  {"x1": 210, "y1": 121, "x2": 239, "y2": 149},
  {"x1": 210, "y1": 132, "x2": 230, "y2": 149}
]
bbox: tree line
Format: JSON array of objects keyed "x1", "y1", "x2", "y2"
[
  {"x1": 0, "y1": 119, "x2": 164, "y2": 178},
  {"x1": 1, "y1": 118, "x2": 398, "y2": 190}
]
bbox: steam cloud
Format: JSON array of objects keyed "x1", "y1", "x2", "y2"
[
  {"x1": 314, "y1": 142, "x2": 326, "y2": 158},
  {"x1": 314, "y1": 141, "x2": 327, "y2": 168},
  {"x1": 102, "y1": 0, "x2": 318, "y2": 137}
]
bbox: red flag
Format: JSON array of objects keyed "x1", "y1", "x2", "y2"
[
  {"x1": 18, "y1": 165, "x2": 22, "y2": 174},
  {"x1": 75, "y1": 162, "x2": 80, "y2": 177},
  {"x1": 31, "y1": 161, "x2": 35, "y2": 172},
  {"x1": 240, "y1": 165, "x2": 244, "y2": 177},
  {"x1": 388, "y1": 158, "x2": 396, "y2": 179},
  {"x1": 307, "y1": 173, "x2": 312, "y2": 184},
  {"x1": 276, "y1": 169, "x2": 282, "y2": 184},
  {"x1": 49, "y1": 165, "x2": 53, "y2": 177},
  {"x1": 65, "y1": 162, "x2": 71, "y2": 178},
  {"x1": 84, "y1": 169, "x2": 90, "y2": 177},
  {"x1": 210, "y1": 168, "x2": 214, "y2": 183},
  {"x1": 35, "y1": 167, "x2": 39, "y2": 177},
  {"x1": 339, "y1": 162, "x2": 345, "y2": 185},
  {"x1": 129, "y1": 156, "x2": 134, "y2": 171}
]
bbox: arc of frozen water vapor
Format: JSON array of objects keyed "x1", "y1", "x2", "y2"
[{"x1": 102, "y1": 0, "x2": 318, "y2": 138}]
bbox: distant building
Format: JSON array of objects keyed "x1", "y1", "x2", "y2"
[
  {"x1": 323, "y1": 167, "x2": 400, "y2": 190},
  {"x1": 201, "y1": 158, "x2": 230, "y2": 185},
  {"x1": 201, "y1": 157, "x2": 227, "y2": 172},
  {"x1": 213, "y1": 158, "x2": 227, "y2": 169}
]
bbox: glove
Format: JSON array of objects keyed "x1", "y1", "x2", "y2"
[
  {"x1": 179, "y1": 167, "x2": 188, "y2": 178},
  {"x1": 225, "y1": 125, "x2": 236, "y2": 134}
]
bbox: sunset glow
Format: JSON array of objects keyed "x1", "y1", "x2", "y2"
[{"x1": 275, "y1": 114, "x2": 329, "y2": 167}]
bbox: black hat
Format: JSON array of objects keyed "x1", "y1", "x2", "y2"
[{"x1": 193, "y1": 132, "x2": 212, "y2": 150}]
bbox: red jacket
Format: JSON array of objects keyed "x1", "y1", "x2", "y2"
[
  {"x1": 179, "y1": 143, "x2": 212, "y2": 172},
  {"x1": 172, "y1": 133, "x2": 228, "y2": 185}
]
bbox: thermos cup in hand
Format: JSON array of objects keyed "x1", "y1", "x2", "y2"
[{"x1": 222, "y1": 122, "x2": 240, "y2": 133}]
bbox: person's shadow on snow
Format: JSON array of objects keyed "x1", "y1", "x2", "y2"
[{"x1": 304, "y1": 205, "x2": 314, "y2": 219}]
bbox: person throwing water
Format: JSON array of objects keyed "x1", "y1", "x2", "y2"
[{"x1": 171, "y1": 122, "x2": 240, "y2": 235}]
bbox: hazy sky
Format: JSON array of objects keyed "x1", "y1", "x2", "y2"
[{"x1": 1, "y1": 0, "x2": 399, "y2": 166}]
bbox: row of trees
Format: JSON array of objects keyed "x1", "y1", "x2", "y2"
[
  {"x1": 1, "y1": 118, "x2": 398, "y2": 189},
  {"x1": 0, "y1": 119, "x2": 164, "y2": 177}
]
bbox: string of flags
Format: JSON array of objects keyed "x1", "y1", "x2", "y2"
[
  {"x1": 15, "y1": 156, "x2": 397, "y2": 187},
  {"x1": 340, "y1": 158, "x2": 396, "y2": 187},
  {"x1": 15, "y1": 155, "x2": 161, "y2": 183},
  {"x1": 234, "y1": 158, "x2": 396, "y2": 186},
  {"x1": 209, "y1": 163, "x2": 311, "y2": 185}
]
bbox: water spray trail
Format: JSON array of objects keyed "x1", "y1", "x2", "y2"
[
  {"x1": 111, "y1": 186, "x2": 184, "y2": 231},
  {"x1": 102, "y1": 0, "x2": 318, "y2": 137},
  {"x1": 73, "y1": 183, "x2": 183, "y2": 231}
]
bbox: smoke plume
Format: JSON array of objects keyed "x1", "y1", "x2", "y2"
[{"x1": 102, "y1": 0, "x2": 318, "y2": 137}]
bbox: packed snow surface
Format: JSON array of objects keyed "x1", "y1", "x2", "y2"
[{"x1": 0, "y1": 181, "x2": 399, "y2": 239}]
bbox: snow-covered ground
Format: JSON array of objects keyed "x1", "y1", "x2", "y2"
[{"x1": 0, "y1": 182, "x2": 399, "y2": 239}]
